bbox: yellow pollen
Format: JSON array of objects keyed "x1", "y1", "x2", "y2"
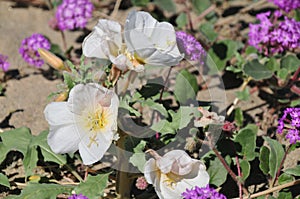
[
  {"x1": 86, "y1": 107, "x2": 107, "y2": 132},
  {"x1": 162, "y1": 172, "x2": 183, "y2": 189},
  {"x1": 124, "y1": 50, "x2": 145, "y2": 67}
]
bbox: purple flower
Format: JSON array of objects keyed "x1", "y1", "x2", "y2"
[
  {"x1": 0, "y1": 54, "x2": 10, "y2": 72},
  {"x1": 19, "y1": 33, "x2": 51, "y2": 67},
  {"x1": 269, "y1": 0, "x2": 300, "y2": 13},
  {"x1": 55, "y1": 0, "x2": 94, "y2": 31},
  {"x1": 248, "y1": 12, "x2": 300, "y2": 55},
  {"x1": 277, "y1": 107, "x2": 300, "y2": 144},
  {"x1": 176, "y1": 31, "x2": 206, "y2": 64},
  {"x1": 68, "y1": 193, "x2": 89, "y2": 199},
  {"x1": 182, "y1": 185, "x2": 227, "y2": 199}
]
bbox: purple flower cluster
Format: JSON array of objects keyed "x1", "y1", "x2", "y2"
[
  {"x1": 19, "y1": 33, "x2": 51, "y2": 67},
  {"x1": 278, "y1": 107, "x2": 300, "y2": 144},
  {"x1": 68, "y1": 193, "x2": 89, "y2": 199},
  {"x1": 55, "y1": 0, "x2": 94, "y2": 31},
  {"x1": 269, "y1": 0, "x2": 300, "y2": 13},
  {"x1": 182, "y1": 185, "x2": 227, "y2": 199},
  {"x1": 176, "y1": 31, "x2": 206, "y2": 64},
  {"x1": 0, "y1": 54, "x2": 10, "y2": 72},
  {"x1": 248, "y1": 11, "x2": 300, "y2": 55}
]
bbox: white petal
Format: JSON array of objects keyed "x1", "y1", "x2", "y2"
[
  {"x1": 78, "y1": 130, "x2": 115, "y2": 165},
  {"x1": 124, "y1": 11, "x2": 183, "y2": 67},
  {"x1": 47, "y1": 123, "x2": 81, "y2": 154},
  {"x1": 44, "y1": 102, "x2": 74, "y2": 126},
  {"x1": 144, "y1": 158, "x2": 157, "y2": 185},
  {"x1": 44, "y1": 102, "x2": 81, "y2": 153},
  {"x1": 163, "y1": 150, "x2": 194, "y2": 175},
  {"x1": 108, "y1": 54, "x2": 128, "y2": 71},
  {"x1": 82, "y1": 19, "x2": 122, "y2": 59}
]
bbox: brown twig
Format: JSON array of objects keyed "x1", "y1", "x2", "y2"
[{"x1": 272, "y1": 145, "x2": 291, "y2": 187}]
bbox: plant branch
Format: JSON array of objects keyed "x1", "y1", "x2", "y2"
[
  {"x1": 236, "y1": 179, "x2": 300, "y2": 199},
  {"x1": 159, "y1": 66, "x2": 173, "y2": 101},
  {"x1": 272, "y1": 145, "x2": 291, "y2": 187},
  {"x1": 111, "y1": 0, "x2": 122, "y2": 19},
  {"x1": 236, "y1": 156, "x2": 243, "y2": 199}
]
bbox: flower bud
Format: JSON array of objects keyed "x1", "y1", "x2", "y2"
[
  {"x1": 54, "y1": 91, "x2": 69, "y2": 102},
  {"x1": 38, "y1": 48, "x2": 68, "y2": 71}
]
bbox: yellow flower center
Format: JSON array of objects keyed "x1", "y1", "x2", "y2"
[
  {"x1": 124, "y1": 50, "x2": 145, "y2": 68},
  {"x1": 161, "y1": 172, "x2": 183, "y2": 189},
  {"x1": 86, "y1": 107, "x2": 108, "y2": 132},
  {"x1": 84, "y1": 106, "x2": 110, "y2": 148}
]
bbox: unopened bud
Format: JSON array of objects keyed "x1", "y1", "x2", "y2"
[
  {"x1": 38, "y1": 48, "x2": 68, "y2": 71},
  {"x1": 54, "y1": 91, "x2": 69, "y2": 102}
]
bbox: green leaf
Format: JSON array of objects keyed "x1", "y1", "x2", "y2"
[
  {"x1": 129, "y1": 140, "x2": 147, "y2": 172},
  {"x1": 263, "y1": 136, "x2": 285, "y2": 179},
  {"x1": 154, "y1": 0, "x2": 176, "y2": 12},
  {"x1": 266, "y1": 57, "x2": 279, "y2": 72},
  {"x1": 138, "y1": 77, "x2": 164, "y2": 99},
  {"x1": 6, "y1": 183, "x2": 74, "y2": 199},
  {"x1": 74, "y1": 173, "x2": 110, "y2": 199},
  {"x1": 192, "y1": 0, "x2": 211, "y2": 14},
  {"x1": 234, "y1": 108, "x2": 244, "y2": 127},
  {"x1": 0, "y1": 127, "x2": 32, "y2": 163},
  {"x1": 277, "y1": 68, "x2": 289, "y2": 80},
  {"x1": 280, "y1": 54, "x2": 300, "y2": 73},
  {"x1": 207, "y1": 155, "x2": 228, "y2": 186},
  {"x1": 278, "y1": 191, "x2": 293, "y2": 199},
  {"x1": 259, "y1": 146, "x2": 270, "y2": 175},
  {"x1": 236, "y1": 87, "x2": 250, "y2": 101},
  {"x1": 151, "y1": 119, "x2": 175, "y2": 135},
  {"x1": 63, "y1": 72, "x2": 75, "y2": 90},
  {"x1": 199, "y1": 23, "x2": 218, "y2": 42},
  {"x1": 174, "y1": 69, "x2": 198, "y2": 104},
  {"x1": 170, "y1": 106, "x2": 200, "y2": 130},
  {"x1": 142, "y1": 99, "x2": 168, "y2": 117},
  {"x1": 243, "y1": 59, "x2": 273, "y2": 80},
  {"x1": 176, "y1": 13, "x2": 187, "y2": 28},
  {"x1": 130, "y1": 0, "x2": 149, "y2": 7},
  {"x1": 284, "y1": 165, "x2": 300, "y2": 176},
  {"x1": 278, "y1": 173, "x2": 294, "y2": 185},
  {"x1": 245, "y1": 46, "x2": 257, "y2": 55},
  {"x1": 295, "y1": 9, "x2": 300, "y2": 21},
  {"x1": 239, "y1": 159, "x2": 250, "y2": 181},
  {"x1": 50, "y1": 43, "x2": 64, "y2": 56},
  {"x1": 0, "y1": 173, "x2": 10, "y2": 188},
  {"x1": 234, "y1": 124, "x2": 258, "y2": 161}
]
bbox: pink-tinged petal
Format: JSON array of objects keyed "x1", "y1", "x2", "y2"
[{"x1": 163, "y1": 150, "x2": 194, "y2": 175}]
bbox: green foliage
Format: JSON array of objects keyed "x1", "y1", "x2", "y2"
[
  {"x1": 138, "y1": 77, "x2": 164, "y2": 99},
  {"x1": 129, "y1": 140, "x2": 147, "y2": 172},
  {"x1": 0, "y1": 173, "x2": 10, "y2": 188},
  {"x1": 0, "y1": 128, "x2": 66, "y2": 177},
  {"x1": 174, "y1": 69, "x2": 198, "y2": 104},
  {"x1": 259, "y1": 146, "x2": 270, "y2": 175},
  {"x1": 130, "y1": 0, "x2": 149, "y2": 7},
  {"x1": 205, "y1": 154, "x2": 228, "y2": 187},
  {"x1": 191, "y1": 0, "x2": 211, "y2": 14},
  {"x1": 280, "y1": 54, "x2": 300, "y2": 73},
  {"x1": 263, "y1": 137, "x2": 285, "y2": 179},
  {"x1": 236, "y1": 87, "x2": 250, "y2": 101},
  {"x1": 234, "y1": 108, "x2": 244, "y2": 126},
  {"x1": 176, "y1": 13, "x2": 187, "y2": 28},
  {"x1": 243, "y1": 59, "x2": 273, "y2": 80},
  {"x1": 239, "y1": 159, "x2": 250, "y2": 181},
  {"x1": 199, "y1": 23, "x2": 218, "y2": 42},
  {"x1": 5, "y1": 183, "x2": 74, "y2": 199},
  {"x1": 208, "y1": 40, "x2": 243, "y2": 70},
  {"x1": 278, "y1": 173, "x2": 294, "y2": 185},
  {"x1": 74, "y1": 173, "x2": 110, "y2": 199},
  {"x1": 277, "y1": 191, "x2": 293, "y2": 199},
  {"x1": 284, "y1": 165, "x2": 300, "y2": 176},
  {"x1": 154, "y1": 0, "x2": 176, "y2": 12},
  {"x1": 234, "y1": 124, "x2": 258, "y2": 161}
]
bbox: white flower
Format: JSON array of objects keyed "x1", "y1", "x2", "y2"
[
  {"x1": 82, "y1": 11, "x2": 183, "y2": 72},
  {"x1": 144, "y1": 149, "x2": 209, "y2": 199},
  {"x1": 44, "y1": 83, "x2": 119, "y2": 165}
]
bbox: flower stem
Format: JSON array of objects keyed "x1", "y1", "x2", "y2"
[
  {"x1": 271, "y1": 145, "x2": 291, "y2": 187},
  {"x1": 60, "y1": 30, "x2": 67, "y2": 52},
  {"x1": 116, "y1": 130, "x2": 132, "y2": 199},
  {"x1": 235, "y1": 156, "x2": 243, "y2": 199},
  {"x1": 159, "y1": 66, "x2": 173, "y2": 102}
]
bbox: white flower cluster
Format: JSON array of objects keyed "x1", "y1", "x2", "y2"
[{"x1": 44, "y1": 11, "x2": 209, "y2": 199}]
